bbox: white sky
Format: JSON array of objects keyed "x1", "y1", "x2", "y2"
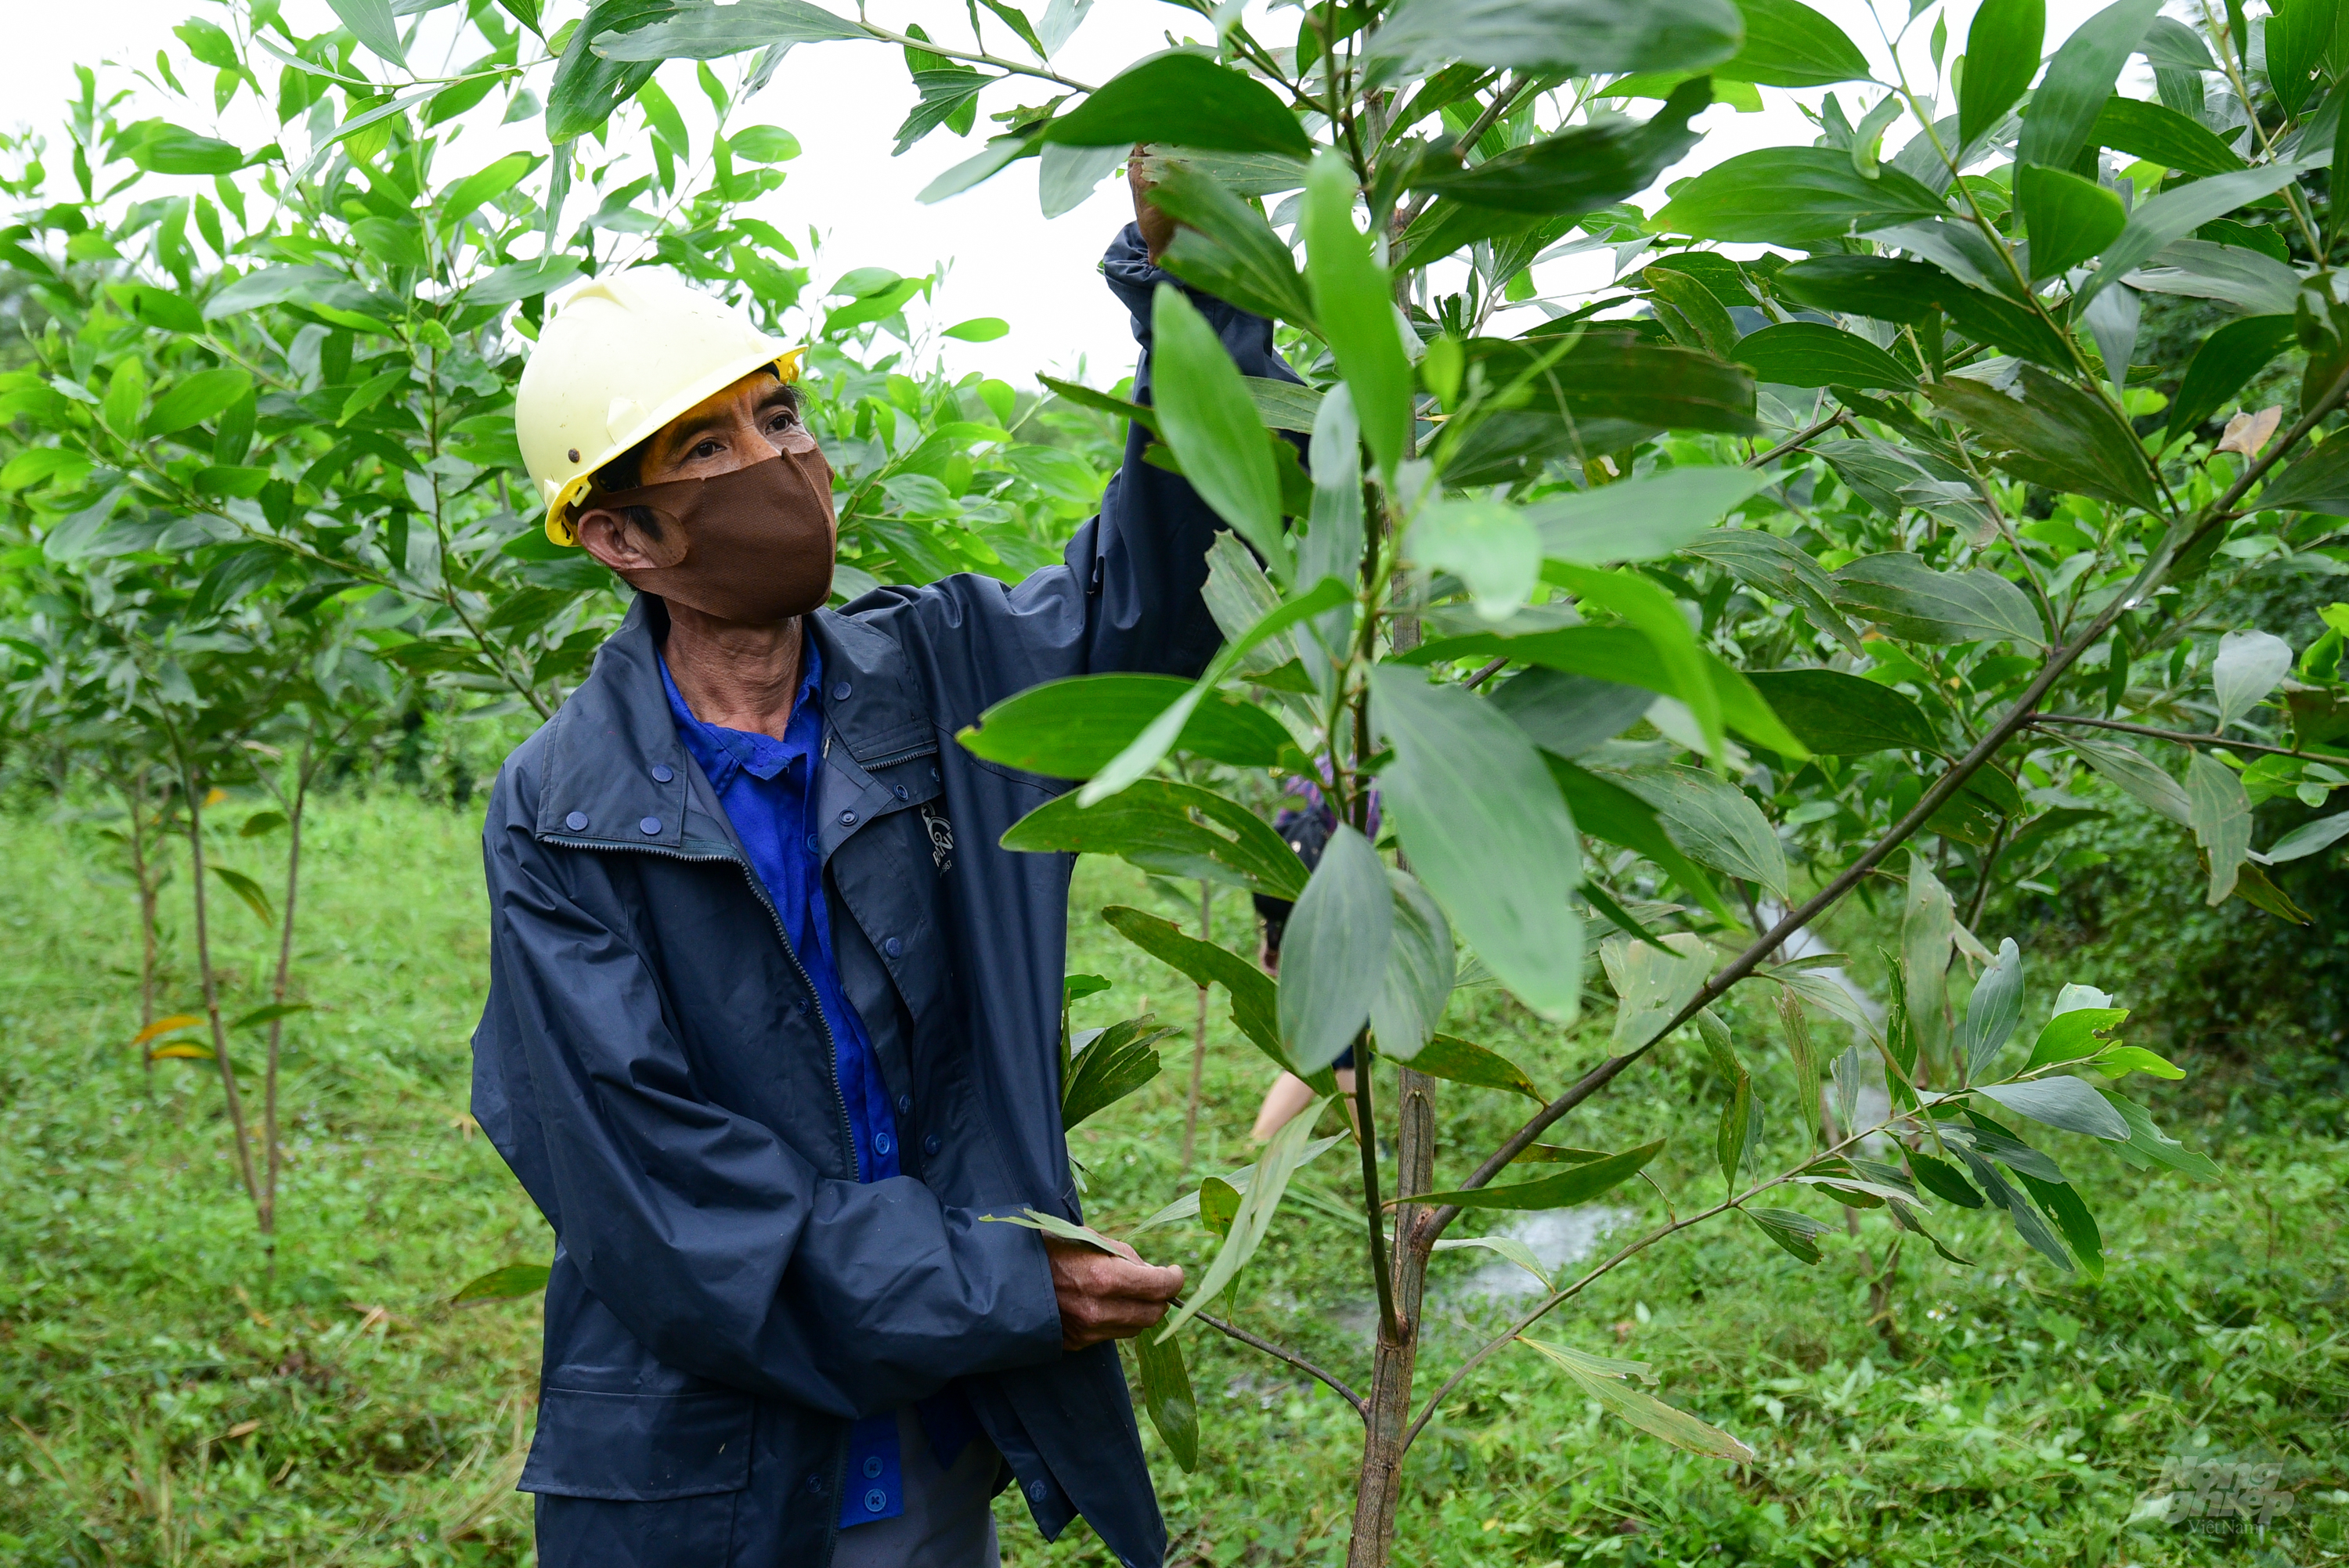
[{"x1": 17, "y1": 0, "x2": 2116, "y2": 388}]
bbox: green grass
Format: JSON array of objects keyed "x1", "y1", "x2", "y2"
[{"x1": 0, "y1": 795, "x2": 2342, "y2": 1566}]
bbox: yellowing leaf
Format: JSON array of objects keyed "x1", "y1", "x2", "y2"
[{"x1": 132, "y1": 1013, "x2": 202, "y2": 1047}]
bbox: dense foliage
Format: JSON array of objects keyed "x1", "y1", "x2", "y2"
[{"x1": 2, "y1": 0, "x2": 2344, "y2": 1563}]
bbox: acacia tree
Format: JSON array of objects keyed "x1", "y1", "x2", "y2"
[{"x1": 566, "y1": 0, "x2": 2343, "y2": 1558}]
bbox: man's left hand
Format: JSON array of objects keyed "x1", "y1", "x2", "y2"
[{"x1": 1045, "y1": 1236, "x2": 1184, "y2": 1351}]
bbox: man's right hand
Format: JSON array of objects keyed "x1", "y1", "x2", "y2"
[
  {"x1": 1129, "y1": 146, "x2": 1177, "y2": 262},
  {"x1": 1045, "y1": 1235, "x2": 1184, "y2": 1351}
]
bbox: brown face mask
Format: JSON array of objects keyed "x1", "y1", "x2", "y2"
[{"x1": 594, "y1": 429, "x2": 837, "y2": 624}]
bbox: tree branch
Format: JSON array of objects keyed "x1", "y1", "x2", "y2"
[
  {"x1": 1195, "y1": 1311, "x2": 1367, "y2": 1418},
  {"x1": 1745, "y1": 409, "x2": 1850, "y2": 469},
  {"x1": 1420, "y1": 358, "x2": 2349, "y2": 1251},
  {"x1": 2026, "y1": 713, "x2": 2322, "y2": 761}
]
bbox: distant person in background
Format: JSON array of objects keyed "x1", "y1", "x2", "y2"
[{"x1": 1247, "y1": 778, "x2": 1375, "y2": 1140}]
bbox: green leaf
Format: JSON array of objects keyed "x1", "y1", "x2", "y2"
[
  {"x1": 1907, "y1": 1151, "x2": 1987, "y2": 1207},
  {"x1": 1407, "y1": 79, "x2": 1710, "y2": 213},
  {"x1": 1770, "y1": 254, "x2": 2076, "y2": 367},
  {"x1": 2015, "y1": 0, "x2": 2159, "y2": 173},
  {"x1": 1149, "y1": 166, "x2": 1319, "y2": 330},
  {"x1": 1831, "y1": 552, "x2": 2046, "y2": 647},
  {"x1": 2013, "y1": 1170, "x2": 2104, "y2": 1279},
  {"x1": 1600, "y1": 928, "x2": 1714, "y2": 1049},
  {"x1": 1462, "y1": 332, "x2": 1758, "y2": 435},
  {"x1": 547, "y1": 0, "x2": 677, "y2": 142},
  {"x1": 1413, "y1": 1031, "x2": 1543, "y2": 1099},
  {"x1": 2251, "y1": 431, "x2": 2349, "y2": 513},
  {"x1": 1960, "y1": 0, "x2": 2045, "y2": 148},
  {"x1": 1718, "y1": 0, "x2": 1873, "y2": 86},
  {"x1": 451, "y1": 1262, "x2": 550, "y2": 1303},
  {"x1": 1131, "y1": 1136, "x2": 1347, "y2": 1233},
  {"x1": 1548, "y1": 759, "x2": 1739, "y2": 924},
  {"x1": 209, "y1": 865, "x2": 275, "y2": 926},
  {"x1": 1974, "y1": 1076, "x2": 2131, "y2": 1140},
  {"x1": 1373, "y1": 871, "x2": 1457, "y2": 1062},
  {"x1": 1681, "y1": 530, "x2": 1864, "y2": 654},
  {"x1": 2264, "y1": 0, "x2": 2337, "y2": 113},
  {"x1": 1147, "y1": 284, "x2": 1287, "y2": 567},
  {"x1": 327, "y1": 0, "x2": 408, "y2": 64},
  {"x1": 2166, "y1": 315, "x2": 2296, "y2": 439},
  {"x1": 229, "y1": 1002, "x2": 313, "y2": 1031},
  {"x1": 1077, "y1": 577, "x2": 1349, "y2": 805},
  {"x1": 1742, "y1": 669, "x2": 1937, "y2": 755},
  {"x1": 1524, "y1": 467, "x2": 1768, "y2": 563},
  {"x1": 960, "y1": 674, "x2": 1293, "y2": 777},
  {"x1": 1304, "y1": 152, "x2": 1411, "y2": 478},
  {"x1": 2015, "y1": 163, "x2": 2127, "y2": 279},
  {"x1": 1003, "y1": 780, "x2": 1309, "y2": 898},
  {"x1": 1064, "y1": 973, "x2": 1111, "y2": 1004},
  {"x1": 439, "y1": 153, "x2": 540, "y2": 232},
  {"x1": 589, "y1": 0, "x2": 864, "y2": 59},
  {"x1": 1734, "y1": 322, "x2": 1916, "y2": 389},
  {"x1": 1747, "y1": 1206, "x2": 1832, "y2": 1262},
  {"x1": 2264, "y1": 809, "x2": 2349, "y2": 861},
  {"x1": 1416, "y1": 1138, "x2": 1665, "y2": 1209},
  {"x1": 2097, "y1": 1089, "x2": 2220, "y2": 1178},
  {"x1": 732, "y1": 124, "x2": 803, "y2": 161},
  {"x1": 1366, "y1": 0, "x2": 1743, "y2": 76},
  {"x1": 1520, "y1": 1339, "x2": 1756, "y2": 1462},
  {"x1": 121, "y1": 120, "x2": 250, "y2": 177},
  {"x1": 1198, "y1": 1177, "x2": 1241, "y2": 1238},
  {"x1": 1278, "y1": 825, "x2": 1393, "y2": 1073},
  {"x1": 1431, "y1": 1233, "x2": 1553, "y2": 1283},
  {"x1": 108, "y1": 283, "x2": 207, "y2": 334},
  {"x1": 1063, "y1": 1016, "x2": 1172, "y2": 1129},
  {"x1": 1957, "y1": 937, "x2": 2025, "y2": 1080},
  {"x1": 2213, "y1": 629, "x2": 2292, "y2": 730},
  {"x1": 1654, "y1": 148, "x2": 1949, "y2": 246},
  {"x1": 1045, "y1": 52, "x2": 1309, "y2": 156},
  {"x1": 2090, "y1": 97, "x2": 2247, "y2": 178},
  {"x1": 1101, "y1": 906, "x2": 1296, "y2": 1078},
  {"x1": 146, "y1": 368, "x2": 253, "y2": 440},
  {"x1": 2078, "y1": 161, "x2": 2314, "y2": 308},
  {"x1": 1604, "y1": 765, "x2": 1789, "y2": 899},
  {"x1": 1133, "y1": 1324, "x2": 1199, "y2": 1472},
  {"x1": 1547, "y1": 563, "x2": 1724, "y2": 756},
  {"x1": 2066, "y1": 734, "x2": 2192, "y2": 824},
  {"x1": 1157, "y1": 1094, "x2": 1331, "y2": 1339},
  {"x1": 2186, "y1": 750, "x2": 2253, "y2": 903},
  {"x1": 1038, "y1": 373, "x2": 1159, "y2": 434},
  {"x1": 1716, "y1": 1068, "x2": 1754, "y2": 1189},
  {"x1": 1902, "y1": 854, "x2": 1957, "y2": 1066},
  {"x1": 1371, "y1": 669, "x2": 1584, "y2": 1022},
  {"x1": 1495, "y1": 670, "x2": 1654, "y2": 758},
  {"x1": 1410, "y1": 497, "x2": 1541, "y2": 622},
  {"x1": 1413, "y1": 625, "x2": 1800, "y2": 755},
  {"x1": 239, "y1": 811, "x2": 288, "y2": 838},
  {"x1": 1927, "y1": 367, "x2": 2157, "y2": 508}
]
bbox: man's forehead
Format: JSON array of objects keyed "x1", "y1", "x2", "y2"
[{"x1": 657, "y1": 369, "x2": 788, "y2": 446}]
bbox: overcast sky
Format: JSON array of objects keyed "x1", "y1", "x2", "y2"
[{"x1": 17, "y1": 0, "x2": 2117, "y2": 387}]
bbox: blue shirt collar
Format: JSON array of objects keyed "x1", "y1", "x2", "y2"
[{"x1": 658, "y1": 633, "x2": 825, "y2": 793}]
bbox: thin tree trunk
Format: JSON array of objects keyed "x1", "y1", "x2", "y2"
[
  {"x1": 1347, "y1": 1067, "x2": 1436, "y2": 1568},
  {"x1": 259, "y1": 758, "x2": 309, "y2": 1246},
  {"x1": 184, "y1": 773, "x2": 259, "y2": 1209},
  {"x1": 127, "y1": 769, "x2": 157, "y2": 1030},
  {"x1": 1180, "y1": 879, "x2": 1211, "y2": 1173}
]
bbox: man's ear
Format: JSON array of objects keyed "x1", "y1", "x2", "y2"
[{"x1": 576, "y1": 506, "x2": 687, "y2": 574}]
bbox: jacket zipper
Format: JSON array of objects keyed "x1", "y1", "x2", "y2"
[{"x1": 543, "y1": 835, "x2": 859, "y2": 1181}]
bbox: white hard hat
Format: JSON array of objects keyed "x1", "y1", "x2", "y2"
[{"x1": 517, "y1": 268, "x2": 803, "y2": 545}]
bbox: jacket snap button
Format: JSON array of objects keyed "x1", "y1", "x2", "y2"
[
  {"x1": 923, "y1": 1134, "x2": 941, "y2": 1157},
  {"x1": 805, "y1": 834, "x2": 818, "y2": 852},
  {"x1": 651, "y1": 764, "x2": 673, "y2": 784},
  {"x1": 884, "y1": 937, "x2": 903, "y2": 958},
  {"x1": 639, "y1": 816, "x2": 662, "y2": 835},
  {"x1": 804, "y1": 1472, "x2": 823, "y2": 1495},
  {"x1": 897, "y1": 1094, "x2": 912, "y2": 1116},
  {"x1": 564, "y1": 811, "x2": 588, "y2": 832},
  {"x1": 862, "y1": 1455, "x2": 883, "y2": 1479},
  {"x1": 839, "y1": 810, "x2": 857, "y2": 827},
  {"x1": 1027, "y1": 1480, "x2": 1049, "y2": 1503},
  {"x1": 872, "y1": 1131, "x2": 893, "y2": 1156},
  {"x1": 833, "y1": 681, "x2": 853, "y2": 701},
  {"x1": 893, "y1": 784, "x2": 908, "y2": 799},
  {"x1": 864, "y1": 1487, "x2": 887, "y2": 1513}
]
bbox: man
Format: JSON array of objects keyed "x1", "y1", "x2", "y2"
[{"x1": 471, "y1": 176, "x2": 1287, "y2": 1568}]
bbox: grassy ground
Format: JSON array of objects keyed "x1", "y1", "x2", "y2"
[{"x1": 0, "y1": 794, "x2": 2341, "y2": 1566}]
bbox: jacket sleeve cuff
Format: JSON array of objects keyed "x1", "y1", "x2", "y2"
[{"x1": 950, "y1": 1206, "x2": 1064, "y2": 1364}]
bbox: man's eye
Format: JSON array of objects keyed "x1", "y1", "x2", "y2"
[
  {"x1": 691, "y1": 439, "x2": 723, "y2": 460},
  {"x1": 767, "y1": 409, "x2": 799, "y2": 431}
]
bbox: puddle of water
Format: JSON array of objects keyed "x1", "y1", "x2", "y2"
[{"x1": 1447, "y1": 1206, "x2": 1634, "y2": 1303}]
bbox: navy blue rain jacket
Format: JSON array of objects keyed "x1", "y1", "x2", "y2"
[{"x1": 470, "y1": 225, "x2": 1294, "y2": 1568}]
